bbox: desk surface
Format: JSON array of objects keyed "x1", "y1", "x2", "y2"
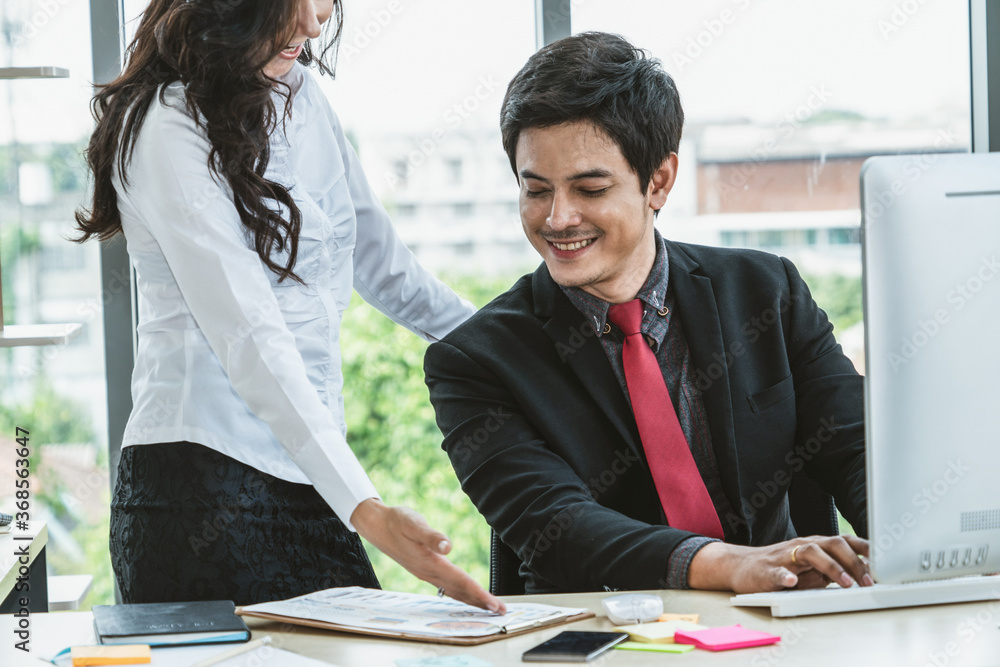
[
  {"x1": 4, "y1": 587, "x2": 1000, "y2": 666},
  {"x1": 248, "y1": 589, "x2": 1000, "y2": 666}
]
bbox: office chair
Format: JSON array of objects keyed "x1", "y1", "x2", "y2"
[{"x1": 488, "y1": 475, "x2": 840, "y2": 596}]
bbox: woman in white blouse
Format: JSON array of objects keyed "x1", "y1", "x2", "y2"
[{"x1": 75, "y1": 0, "x2": 503, "y2": 611}]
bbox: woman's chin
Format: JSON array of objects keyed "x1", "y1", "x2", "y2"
[{"x1": 263, "y1": 60, "x2": 296, "y2": 80}]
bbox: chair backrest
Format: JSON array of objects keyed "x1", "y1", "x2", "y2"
[
  {"x1": 786, "y1": 474, "x2": 840, "y2": 538},
  {"x1": 488, "y1": 475, "x2": 839, "y2": 595},
  {"x1": 489, "y1": 530, "x2": 526, "y2": 596}
]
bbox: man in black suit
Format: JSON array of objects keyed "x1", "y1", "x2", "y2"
[{"x1": 424, "y1": 32, "x2": 871, "y2": 594}]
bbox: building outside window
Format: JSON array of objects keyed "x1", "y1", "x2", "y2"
[{"x1": 445, "y1": 157, "x2": 463, "y2": 186}]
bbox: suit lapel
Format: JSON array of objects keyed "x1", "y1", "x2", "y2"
[
  {"x1": 532, "y1": 265, "x2": 645, "y2": 463},
  {"x1": 666, "y1": 242, "x2": 748, "y2": 540}
]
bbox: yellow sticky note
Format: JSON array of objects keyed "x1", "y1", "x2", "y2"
[
  {"x1": 659, "y1": 613, "x2": 699, "y2": 623},
  {"x1": 612, "y1": 620, "x2": 708, "y2": 643},
  {"x1": 71, "y1": 644, "x2": 151, "y2": 666}
]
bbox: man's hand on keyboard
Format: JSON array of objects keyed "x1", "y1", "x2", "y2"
[{"x1": 688, "y1": 535, "x2": 875, "y2": 594}]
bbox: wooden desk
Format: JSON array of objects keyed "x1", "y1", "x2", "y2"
[
  {"x1": 3, "y1": 587, "x2": 999, "y2": 665},
  {"x1": 0, "y1": 521, "x2": 48, "y2": 614}
]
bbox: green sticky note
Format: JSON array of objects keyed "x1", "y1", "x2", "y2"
[{"x1": 615, "y1": 641, "x2": 695, "y2": 653}]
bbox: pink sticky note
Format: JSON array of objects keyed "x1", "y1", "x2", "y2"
[{"x1": 673, "y1": 624, "x2": 780, "y2": 651}]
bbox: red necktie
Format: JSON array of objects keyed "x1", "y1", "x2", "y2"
[{"x1": 607, "y1": 299, "x2": 724, "y2": 539}]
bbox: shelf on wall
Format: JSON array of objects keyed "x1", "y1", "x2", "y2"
[
  {"x1": 0, "y1": 67, "x2": 70, "y2": 79},
  {"x1": 0, "y1": 323, "x2": 83, "y2": 348}
]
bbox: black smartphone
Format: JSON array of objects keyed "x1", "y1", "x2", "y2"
[{"x1": 522, "y1": 630, "x2": 629, "y2": 662}]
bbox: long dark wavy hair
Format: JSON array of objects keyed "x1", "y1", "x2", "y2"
[{"x1": 74, "y1": 0, "x2": 343, "y2": 283}]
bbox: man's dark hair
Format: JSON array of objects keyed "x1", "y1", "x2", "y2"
[{"x1": 500, "y1": 31, "x2": 683, "y2": 192}]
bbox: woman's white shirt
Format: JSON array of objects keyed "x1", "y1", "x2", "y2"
[{"x1": 113, "y1": 63, "x2": 475, "y2": 527}]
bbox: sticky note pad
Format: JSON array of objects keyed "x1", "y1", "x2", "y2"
[
  {"x1": 616, "y1": 641, "x2": 695, "y2": 653},
  {"x1": 612, "y1": 620, "x2": 707, "y2": 643},
  {"x1": 71, "y1": 644, "x2": 151, "y2": 666},
  {"x1": 674, "y1": 624, "x2": 781, "y2": 651},
  {"x1": 659, "y1": 613, "x2": 699, "y2": 623}
]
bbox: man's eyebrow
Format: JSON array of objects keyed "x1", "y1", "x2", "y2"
[
  {"x1": 518, "y1": 168, "x2": 613, "y2": 182},
  {"x1": 519, "y1": 169, "x2": 548, "y2": 182},
  {"x1": 567, "y1": 169, "x2": 613, "y2": 181}
]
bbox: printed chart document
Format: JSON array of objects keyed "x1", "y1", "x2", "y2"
[{"x1": 237, "y1": 587, "x2": 594, "y2": 645}]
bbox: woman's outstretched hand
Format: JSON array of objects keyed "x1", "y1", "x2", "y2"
[{"x1": 351, "y1": 498, "x2": 507, "y2": 614}]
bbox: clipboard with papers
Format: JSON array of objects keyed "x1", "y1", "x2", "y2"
[{"x1": 236, "y1": 586, "x2": 594, "y2": 646}]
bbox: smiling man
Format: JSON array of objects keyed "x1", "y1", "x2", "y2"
[{"x1": 424, "y1": 32, "x2": 871, "y2": 594}]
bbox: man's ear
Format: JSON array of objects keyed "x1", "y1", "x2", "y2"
[{"x1": 648, "y1": 153, "x2": 679, "y2": 212}]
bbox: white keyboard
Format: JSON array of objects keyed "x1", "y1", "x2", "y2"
[{"x1": 731, "y1": 575, "x2": 1000, "y2": 617}]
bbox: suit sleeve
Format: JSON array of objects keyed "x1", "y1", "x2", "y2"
[
  {"x1": 782, "y1": 257, "x2": 868, "y2": 537},
  {"x1": 425, "y1": 340, "x2": 699, "y2": 592}
]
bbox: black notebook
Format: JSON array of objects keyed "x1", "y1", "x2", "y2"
[{"x1": 92, "y1": 600, "x2": 251, "y2": 646}]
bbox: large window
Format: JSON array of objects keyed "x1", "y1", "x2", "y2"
[
  {"x1": 1, "y1": 0, "x2": 112, "y2": 607},
  {"x1": 324, "y1": 0, "x2": 538, "y2": 593}
]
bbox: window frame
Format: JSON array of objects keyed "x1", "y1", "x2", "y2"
[{"x1": 971, "y1": 0, "x2": 1000, "y2": 152}]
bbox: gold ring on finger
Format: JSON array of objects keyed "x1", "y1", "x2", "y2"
[{"x1": 790, "y1": 545, "x2": 802, "y2": 565}]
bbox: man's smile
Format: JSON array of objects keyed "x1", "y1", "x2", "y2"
[{"x1": 549, "y1": 238, "x2": 597, "y2": 252}]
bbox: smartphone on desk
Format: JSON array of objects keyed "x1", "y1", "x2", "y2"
[{"x1": 522, "y1": 630, "x2": 628, "y2": 662}]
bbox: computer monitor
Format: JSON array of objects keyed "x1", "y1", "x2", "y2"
[{"x1": 862, "y1": 151, "x2": 1000, "y2": 584}]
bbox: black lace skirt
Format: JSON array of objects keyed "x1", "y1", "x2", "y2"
[{"x1": 110, "y1": 441, "x2": 380, "y2": 606}]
